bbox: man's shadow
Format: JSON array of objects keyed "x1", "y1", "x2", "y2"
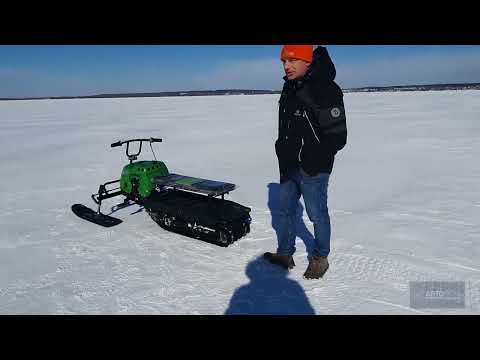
[
  {"x1": 267, "y1": 182, "x2": 316, "y2": 257},
  {"x1": 224, "y1": 255, "x2": 316, "y2": 315}
]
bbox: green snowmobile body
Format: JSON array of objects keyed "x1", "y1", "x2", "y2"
[{"x1": 120, "y1": 160, "x2": 169, "y2": 199}]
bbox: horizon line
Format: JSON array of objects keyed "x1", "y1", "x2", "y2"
[{"x1": 2, "y1": 81, "x2": 480, "y2": 101}]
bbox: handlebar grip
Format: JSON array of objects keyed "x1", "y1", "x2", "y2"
[
  {"x1": 150, "y1": 138, "x2": 162, "y2": 143},
  {"x1": 111, "y1": 141, "x2": 122, "y2": 148}
]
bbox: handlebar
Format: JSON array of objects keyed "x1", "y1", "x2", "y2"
[
  {"x1": 110, "y1": 137, "x2": 162, "y2": 148},
  {"x1": 110, "y1": 137, "x2": 163, "y2": 163}
]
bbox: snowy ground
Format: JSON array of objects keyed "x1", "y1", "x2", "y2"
[{"x1": 0, "y1": 91, "x2": 479, "y2": 314}]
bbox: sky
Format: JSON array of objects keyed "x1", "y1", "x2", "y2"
[{"x1": 1, "y1": 45, "x2": 480, "y2": 98}]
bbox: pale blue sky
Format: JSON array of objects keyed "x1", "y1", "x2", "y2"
[{"x1": 1, "y1": 45, "x2": 480, "y2": 98}]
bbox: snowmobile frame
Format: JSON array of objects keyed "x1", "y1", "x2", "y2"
[{"x1": 72, "y1": 137, "x2": 251, "y2": 246}]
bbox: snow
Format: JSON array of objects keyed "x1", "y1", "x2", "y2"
[{"x1": 0, "y1": 90, "x2": 479, "y2": 314}]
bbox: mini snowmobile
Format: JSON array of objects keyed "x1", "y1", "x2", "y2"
[{"x1": 71, "y1": 137, "x2": 251, "y2": 246}]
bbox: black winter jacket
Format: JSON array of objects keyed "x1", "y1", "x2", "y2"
[{"x1": 275, "y1": 46, "x2": 347, "y2": 179}]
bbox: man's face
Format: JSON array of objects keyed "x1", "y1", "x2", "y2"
[{"x1": 282, "y1": 58, "x2": 311, "y2": 80}]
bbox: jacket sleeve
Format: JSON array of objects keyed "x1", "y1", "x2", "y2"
[
  {"x1": 319, "y1": 131, "x2": 347, "y2": 154},
  {"x1": 294, "y1": 47, "x2": 346, "y2": 155},
  {"x1": 298, "y1": 85, "x2": 347, "y2": 154},
  {"x1": 307, "y1": 106, "x2": 347, "y2": 154},
  {"x1": 311, "y1": 46, "x2": 336, "y2": 83}
]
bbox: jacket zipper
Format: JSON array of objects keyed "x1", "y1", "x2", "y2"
[
  {"x1": 303, "y1": 110, "x2": 321, "y2": 144},
  {"x1": 298, "y1": 138, "x2": 304, "y2": 161}
]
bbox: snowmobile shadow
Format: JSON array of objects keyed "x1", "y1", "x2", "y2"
[
  {"x1": 267, "y1": 183, "x2": 316, "y2": 257},
  {"x1": 224, "y1": 255, "x2": 316, "y2": 315}
]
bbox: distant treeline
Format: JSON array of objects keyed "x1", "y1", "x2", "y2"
[
  {"x1": 343, "y1": 83, "x2": 480, "y2": 93},
  {"x1": 2, "y1": 83, "x2": 480, "y2": 101},
  {"x1": 0, "y1": 89, "x2": 280, "y2": 101}
]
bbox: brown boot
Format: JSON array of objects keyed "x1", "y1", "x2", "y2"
[
  {"x1": 264, "y1": 252, "x2": 295, "y2": 270},
  {"x1": 304, "y1": 255, "x2": 329, "y2": 279}
]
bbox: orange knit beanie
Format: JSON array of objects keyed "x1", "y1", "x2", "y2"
[{"x1": 280, "y1": 45, "x2": 313, "y2": 62}]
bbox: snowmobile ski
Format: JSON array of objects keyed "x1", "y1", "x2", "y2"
[{"x1": 71, "y1": 204, "x2": 123, "y2": 227}]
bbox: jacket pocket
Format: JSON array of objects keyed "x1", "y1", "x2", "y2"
[{"x1": 275, "y1": 137, "x2": 301, "y2": 174}]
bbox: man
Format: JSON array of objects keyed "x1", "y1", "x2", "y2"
[{"x1": 264, "y1": 45, "x2": 347, "y2": 279}]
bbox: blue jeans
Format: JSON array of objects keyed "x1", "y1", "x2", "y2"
[{"x1": 277, "y1": 168, "x2": 331, "y2": 258}]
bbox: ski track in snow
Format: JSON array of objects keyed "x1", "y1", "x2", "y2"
[{"x1": 1, "y1": 92, "x2": 480, "y2": 314}]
